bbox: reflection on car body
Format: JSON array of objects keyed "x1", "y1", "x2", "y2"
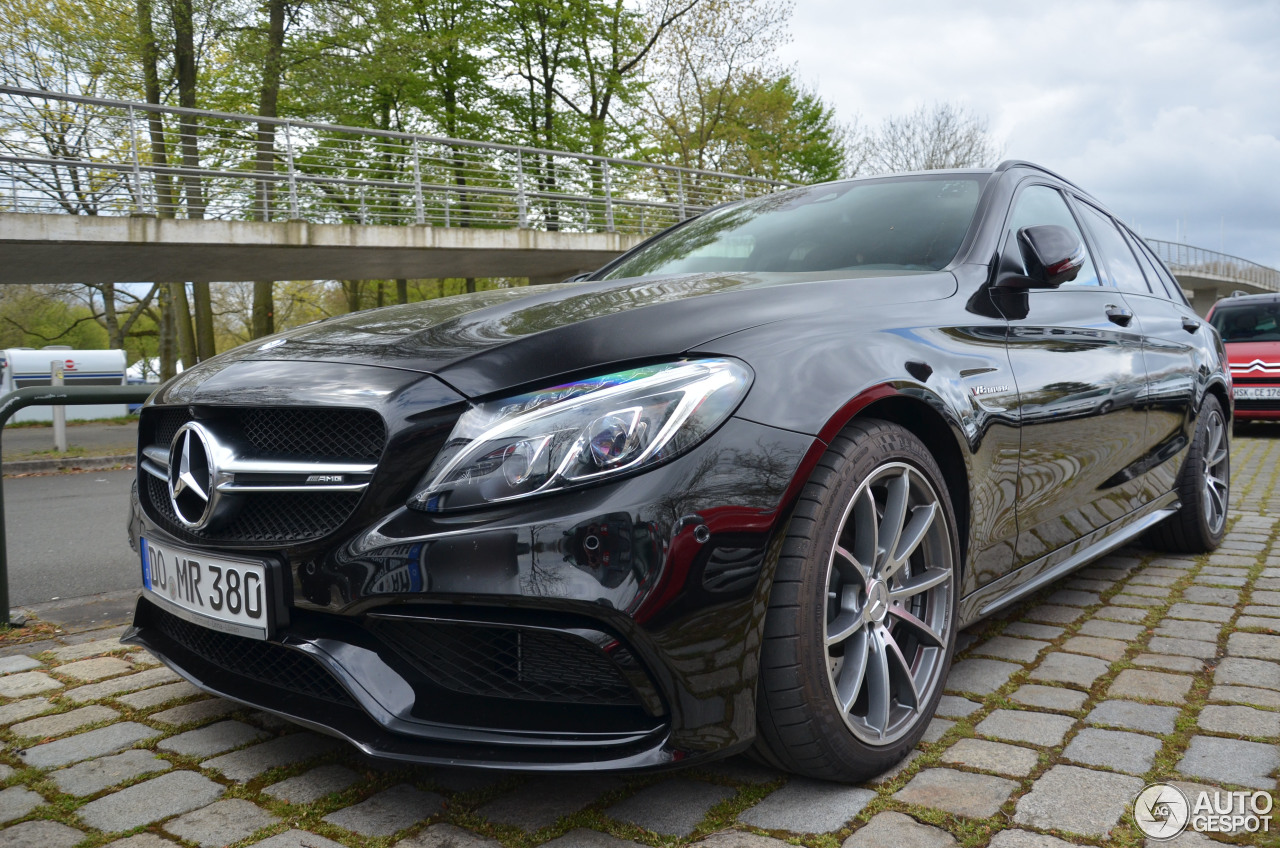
[{"x1": 124, "y1": 161, "x2": 1229, "y2": 782}]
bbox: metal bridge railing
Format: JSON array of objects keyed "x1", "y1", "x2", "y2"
[
  {"x1": 0, "y1": 86, "x2": 793, "y2": 237},
  {"x1": 1147, "y1": 238, "x2": 1280, "y2": 293}
]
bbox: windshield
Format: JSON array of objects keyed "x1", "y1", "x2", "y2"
[
  {"x1": 604, "y1": 174, "x2": 987, "y2": 281},
  {"x1": 1211, "y1": 303, "x2": 1280, "y2": 342}
]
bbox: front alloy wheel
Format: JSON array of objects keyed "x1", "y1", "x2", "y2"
[
  {"x1": 755, "y1": 419, "x2": 959, "y2": 782},
  {"x1": 1147, "y1": 393, "x2": 1229, "y2": 553}
]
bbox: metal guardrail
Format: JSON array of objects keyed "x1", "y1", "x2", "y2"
[
  {"x1": 1147, "y1": 238, "x2": 1280, "y2": 293},
  {"x1": 0, "y1": 385, "x2": 153, "y2": 626},
  {"x1": 0, "y1": 86, "x2": 792, "y2": 237}
]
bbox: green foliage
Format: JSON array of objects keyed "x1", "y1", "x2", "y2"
[{"x1": 0, "y1": 288, "x2": 109, "y2": 350}]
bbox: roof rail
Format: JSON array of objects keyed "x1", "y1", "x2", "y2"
[{"x1": 994, "y1": 160, "x2": 1086, "y2": 193}]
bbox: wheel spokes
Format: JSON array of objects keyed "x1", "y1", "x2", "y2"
[
  {"x1": 877, "y1": 472, "x2": 909, "y2": 570},
  {"x1": 882, "y1": 627, "x2": 922, "y2": 709},
  {"x1": 833, "y1": 543, "x2": 871, "y2": 588},
  {"x1": 865, "y1": 627, "x2": 892, "y2": 737},
  {"x1": 888, "y1": 604, "x2": 946, "y2": 648},
  {"x1": 889, "y1": 566, "x2": 951, "y2": 602},
  {"x1": 885, "y1": 502, "x2": 937, "y2": 579},
  {"x1": 835, "y1": 628, "x2": 869, "y2": 712},
  {"x1": 826, "y1": 609, "x2": 865, "y2": 647},
  {"x1": 851, "y1": 487, "x2": 879, "y2": 567}
]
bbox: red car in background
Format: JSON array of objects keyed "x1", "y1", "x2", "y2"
[{"x1": 1208, "y1": 292, "x2": 1280, "y2": 422}]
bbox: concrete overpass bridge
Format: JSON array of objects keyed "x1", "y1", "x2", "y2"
[{"x1": 1, "y1": 86, "x2": 1275, "y2": 308}]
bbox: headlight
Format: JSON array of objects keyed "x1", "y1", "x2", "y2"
[{"x1": 410, "y1": 358, "x2": 752, "y2": 511}]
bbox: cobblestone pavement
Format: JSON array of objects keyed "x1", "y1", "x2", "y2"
[{"x1": 1, "y1": 437, "x2": 1279, "y2": 848}]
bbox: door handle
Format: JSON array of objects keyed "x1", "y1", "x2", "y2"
[
  {"x1": 1182, "y1": 316, "x2": 1201, "y2": 332},
  {"x1": 1105, "y1": 304, "x2": 1133, "y2": 327}
]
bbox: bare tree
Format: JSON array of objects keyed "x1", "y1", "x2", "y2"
[{"x1": 856, "y1": 102, "x2": 1001, "y2": 175}]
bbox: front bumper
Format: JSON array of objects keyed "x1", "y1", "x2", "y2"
[{"x1": 124, "y1": 415, "x2": 816, "y2": 770}]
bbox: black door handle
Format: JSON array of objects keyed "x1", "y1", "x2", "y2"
[
  {"x1": 1105, "y1": 304, "x2": 1133, "y2": 327},
  {"x1": 1182, "y1": 316, "x2": 1201, "y2": 332}
]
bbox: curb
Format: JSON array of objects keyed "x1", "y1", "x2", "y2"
[{"x1": 2, "y1": 454, "x2": 135, "y2": 475}]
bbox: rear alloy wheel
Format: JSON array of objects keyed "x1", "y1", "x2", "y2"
[
  {"x1": 1147, "y1": 394, "x2": 1229, "y2": 553},
  {"x1": 755, "y1": 419, "x2": 958, "y2": 781}
]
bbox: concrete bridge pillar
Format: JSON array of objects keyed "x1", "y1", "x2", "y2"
[{"x1": 1191, "y1": 288, "x2": 1222, "y2": 318}]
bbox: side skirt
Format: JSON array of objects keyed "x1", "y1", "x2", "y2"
[{"x1": 957, "y1": 492, "x2": 1178, "y2": 627}]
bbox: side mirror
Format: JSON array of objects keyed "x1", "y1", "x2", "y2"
[{"x1": 1011, "y1": 225, "x2": 1085, "y2": 288}]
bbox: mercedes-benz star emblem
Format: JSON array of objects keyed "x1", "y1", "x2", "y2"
[{"x1": 168, "y1": 422, "x2": 217, "y2": 528}]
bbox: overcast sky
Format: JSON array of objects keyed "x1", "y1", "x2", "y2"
[{"x1": 778, "y1": 0, "x2": 1280, "y2": 270}]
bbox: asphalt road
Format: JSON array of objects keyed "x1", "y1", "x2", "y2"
[{"x1": 3, "y1": 468, "x2": 140, "y2": 606}]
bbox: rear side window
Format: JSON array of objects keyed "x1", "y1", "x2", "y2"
[
  {"x1": 1131, "y1": 236, "x2": 1188, "y2": 304},
  {"x1": 1005, "y1": 185, "x2": 1100, "y2": 287},
  {"x1": 1075, "y1": 203, "x2": 1152, "y2": 294}
]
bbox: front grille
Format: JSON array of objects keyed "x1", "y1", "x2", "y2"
[
  {"x1": 140, "y1": 405, "x2": 385, "y2": 545},
  {"x1": 1231, "y1": 376, "x2": 1280, "y2": 385},
  {"x1": 1236, "y1": 399, "x2": 1280, "y2": 412},
  {"x1": 150, "y1": 604, "x2": 354, "y2": 705},
  {"x1": 370, "y1": 619, "x2": 640, "y2": 707}
]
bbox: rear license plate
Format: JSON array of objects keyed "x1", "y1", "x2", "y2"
[
  {"x1": 1234, "y1": 386, "x2": 1280, "y2": 400},
  {"x1": 141, "y1": 537, "x2": 275, "y2": 639}
]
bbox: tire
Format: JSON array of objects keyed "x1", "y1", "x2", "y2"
[
  {"x1": 1146, "y1": 394, "x2": 1229, "y2": 553},
  {"x1": 754, "y1": 419, "x2": 959, "y2": 782}
]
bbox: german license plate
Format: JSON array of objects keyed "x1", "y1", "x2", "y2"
[
  {"x1": 140, "y1": 537, "x2": 274, "y2": 639},
  {"x1": 1234, "y1": 386, "x2": 1280, "y2": 400}
]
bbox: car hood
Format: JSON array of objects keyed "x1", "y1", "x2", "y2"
[
  {"x1": 172, "y1": 270, "x2": 957, "y2": 399},
  {"x1": 1223, "y1": 340, "x2": 1280, "y2": 369}
]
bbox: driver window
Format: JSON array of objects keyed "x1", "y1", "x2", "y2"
[{"x1": 1006, "y1": 185, "x2": 1100, "y2": 287}]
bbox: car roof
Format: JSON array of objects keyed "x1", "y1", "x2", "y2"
[{"x1": 1211, "y1": 292, "x2": 1280, "y2": 310}]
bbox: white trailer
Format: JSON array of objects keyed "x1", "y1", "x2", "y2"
[{"x1": 1, "y1": 347, "x2": 128, "y2": 423}]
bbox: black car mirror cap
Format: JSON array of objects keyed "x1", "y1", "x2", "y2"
[{"x1": 1007, "y1": 224, "x2": 1085, "y2": 289}]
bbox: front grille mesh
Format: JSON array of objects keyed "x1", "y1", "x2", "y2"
[
  {"x1": 1236, "y1": 399, "x2": 1280, "y2": 412},
  {"x1": 151, "y1": 605, "x2": 354, "y2": 705},
  {"x1": 140, "y1": 405, "x2": 384, "y2": 545},
  {"x1": 370, "y1": 619, "x2": 639, "y2": 707}
]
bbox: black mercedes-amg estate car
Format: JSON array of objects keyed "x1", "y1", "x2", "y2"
[{"x1": 124, "y1": 160, "x2": 1230, "y2": 781}]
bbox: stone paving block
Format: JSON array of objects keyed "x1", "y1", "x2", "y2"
[
  {"x1": 1147, "y1": 636, "x2": 1218, "y2": 659},
  {"x1": 1155, "y1": 620, "x2": 1220, "y2": 642},
  {"x1": 1029, "y1": 652, "x2": 1110, "y2": 687},
  {"x1": 242, "y1": 831, "x2": 346, "y2": 848},
  {"x1": 1096, "y1": 605, "x2": 1149, "y2": 623},
  {"x1": 264, "y1": 764, "x2": 362, "y2": 804},
  {"x1": 1181, "y1": 586, "x2": 1241, "y2": 606},
  {"x1": 50, "y1": 749, "x2": 171, "y2": 796},
  {"x1": 0, "y1": 671, "x2": 62, "y2": 698},
  {"x1": 115, "y1": 681, "x2": 204, "y2": 710},
  {"x1": 423, "y1": 768, "x2": 505, "y2": 795},
  {"x1": 1010, "y1": 684, "x2": 1087, "y2": 712},
  {"x1": 934, "y1": 695, "x2": 981, "y2": 718},
  {"x1": 976, "y1": 709, "x2": 1075, "y2": 747},
  {"x1": 1079, "y1": 566, "x2": 1134, "y2": 582},
  {"x1": 1108, "y1": 669, "x2": 1193, "y2": 702},
  {"x1": 11, "y1": 704, "x2": 118, "y2": 739},
  {"x1": 1209, "y1": 684, "x2": 1280, "y2": 708},
  {"x1": 0, "y1": 765, "x2": 11, "y2": 780},
  {"x1": 988, "y1": 831, "x2": 1075, "y2": 848},
  {"x1": 1060, "y1": 635, "x2": 1127, "y2": 661},
  {"x1": 698, "y1": 833, "x2": 795, "y2": 848},
  {"x1": 0, "y1": 697, "x2": 54, "y2": 725},
  {"x1": 1065, "y1": 578, "x2": 1114, "y2": 592},
  {"x1": 165, "y1": 798, "x2": 280, "y2": 847},
  {"x1": 55, "y1": 657, "x2": 133, "y2": 682},
  {"x1": 149, "y1": 698, "x2": 239, "y2": 727},
  {"x1": 606, "y1": 778, "x2": 734, "y2": 837},
  {"x1": 842, "y1": 811, "x2": 956, "y2": 847},
  {"x1": 700, "y1": 757, "x2": 784, "y2": 784},
  {"x1": 1227, "y1": 631, "x2": 1280, "y2": 660},
  {"x1": 866, "y1": 750, "x2": 920, "y2": 785},
  {"x1": 1012, "y1": 764, "x2": 1142, "y2": 837},
  {"x1": 921, "y1": 717, "x2": 954, "y2": 743},
  {"x1": 894, "y1": 767, "x2": 1016, "y2": 818},
  {"x1": 1045, "y1": 589, "x2": 1101, "y2": 607},
  {"x1": 156, "y1": 719, "x2": 267, "y2": 758},
  {"x1": 1177, "y1": 735, "x2": 1280, "y2": 789},
  {"x1": 48, "y1": 638, "x2": 128, "y2": 662},
  {"x1": 1194, "y1": 573, "x2": 1247, "y2": 587},
  {"x1": 1242, "y1": 604, "x2": 1280, "y2": 618},
  {"x1": 940, "y1": 738, "x2": 1039, "y2": 776},
  {"x1": 1078, "y1": 620, "x2": 1144, "y2": 641},
  {"x1": 1086, "y1": 700, "x2": 1178, "y2": 734},
  {"x1": 1197, "y1": 704, "x2": 1280, "y2": 737},
  {"x1": 971, "y1": 636, "x2": 1048, "y2": 663},
  {"x1": 324, "y1": 784, "x2": 445, "y2": 837},
  {"x1": 1237, "y1": 616, "x2": 1280, "y2": 631},
  {"x1": 0, "y1": 785, "x2": 44, "y2": 822},
  {"x1": 1167, "y1": 603, "x2": 1234, "y2": 623},
  {"x1": 1259, "y1": 577, "x2": 1280, "y2": 589},
  {"x1": 0, "y1": 655, "x2": 41, "y2": 675},
  {"x1": 0, "y1": 819, "x2": 84, "y2": 848},
  {"x1": 1251, "y1": 590, "x2": 1280, "y2": 605},
  {"x1": 1001, "y1": 622, "x2": 1065, "y2": 640},
  {"x1": 944, "y1": 659, "x2": 1020, "y2": 695},
  {"x1": 477, "y1": 775, "x2": 621, "y2": 830},
  {"x1": 203, "y1": 732, "x2": 342, "y2": 782},
  {"x1": 1133, "y1": 653, "x2": 1203, "y2": 673},
  {"x1": 100, "y1": 835, "x2": 182, "y2": 848},
  {"x1": 77, "y1": 771, "x2": 224, "y2": 832},
  {"x1": 739, "y1": 778, "x2": 874, "y2": 832},
  {"x1": 1122, "y1": 583, "x2": 1167, "y2": 597},
  {"x1": 1024, "y1": 605, "x2": 1085, "y2": 625},
  {"x1": 1062, "y1": 728, "x2": 1160, "y2": 774},
  {"x1": 19, "y1": 721, "x2": 157, "y2": 768},
  {"x1": 62, "y1": 667, "x2": 179, "y2": 703},
  {"x1": 1214, "y1": 657, "x2": 1280, "y2": 691},
  {"x1": 1111, "y1": 593, "x2": 1164, "y2": 607},
  {"x1": 397, "y1": 823, "x2": 506, "y2": 848}
]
